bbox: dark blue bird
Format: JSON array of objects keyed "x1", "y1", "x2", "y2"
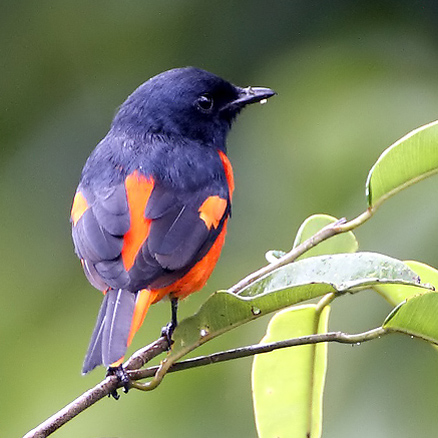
[{"x1": 71, "y1": 67, "x2": 275, "y2": 376}]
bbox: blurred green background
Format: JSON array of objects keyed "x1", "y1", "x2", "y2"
[{"x1": 3, "y1": 1, "x2": 438, "y2": 437}]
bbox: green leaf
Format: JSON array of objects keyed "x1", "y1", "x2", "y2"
[
  {"x1": 238, "y1": 252, "x2": 421, "y2": 298},
  {"x1": 366, "y1": 119, "x2": 438, "y2": 209},
  {"x1": 292, "y1": 214, "x2": 358, "y2": 260},
  {"x1": 252, "y1": 305, "x2": 329, "y2": 438},
  {"x1": 373, "y1": 260, "x2": 438, "y2": 306},
  {"x1": 383, "y1": 292, "x2": 438, "y2": 344},
  {"x1": 167, "y1": 253, "x2": 425, "y2": 366}
]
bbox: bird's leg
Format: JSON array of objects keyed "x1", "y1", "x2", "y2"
[
  {"x1": 106, "y1": 364, "x2": 130, "y2": 399},
  {"x1": 161, "y1": 296, "x2": 179, "y2": 348}
]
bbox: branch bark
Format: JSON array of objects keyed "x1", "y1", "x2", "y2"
[
  {"x1": 23, "y1": 326, "x2": 388, "y2": 438},
  {"x1": 23, "y1": 337, "x2": 170, "y2": 438},
  {"x1": 129, "y1": 326, "x2": 388, "y2": 381}
]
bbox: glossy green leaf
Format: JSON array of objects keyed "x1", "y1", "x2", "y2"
[
  {"x1": 366, "y1": 119, "x2": 438, "y2": 209},
  {"x1": 252, "y1": 305, "x2": 329, "y2": 438},
  {"x1": 384, "y1": 292, "x2": 438, "y2": 344},
  {"x1": 373, "y1": 260, "x2": 438, "y2": 306},
  {"x1": 167, "y1": 253, "x2": 426, "y2": 367},
  {"x1": 237, "y1": 252, "x2": 422, "y2": 298},
  {"x1": 292, "y1": 214, "x2": 358, "y2": 260}
]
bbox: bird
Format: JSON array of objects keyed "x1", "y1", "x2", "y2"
[{"x1": 70, "y1": 67, "x2": 275, "y2": 381}]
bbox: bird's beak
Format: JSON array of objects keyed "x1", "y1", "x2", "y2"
[{"x1": 221, "y1": 86, "x2": 276, "y2": 112}]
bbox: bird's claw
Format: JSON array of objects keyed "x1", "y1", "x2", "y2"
[
  {"x1": 107, "y1": 365, "x2": 130, "y2": 399},
  {"x1": 161, "y1": 321, "x2": 176, "y2": 349}
]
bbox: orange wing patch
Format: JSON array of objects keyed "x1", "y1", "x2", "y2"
[
  {"x1": 199, "y1": 196, "x2": 227, "y2": 229},
  {"x1": 121, "y1": 172, "x2": 154, "y2": 271},
  {"x1": 71, "y1": 191, "x2": 88, "y2": 225}
]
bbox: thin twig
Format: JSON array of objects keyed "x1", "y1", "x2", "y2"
[
  {"x1": 228, "y1": 209, "x2": 374, "y2": 295},
  {"x1": 128, "y1": 327, "x2": 388, "y2": 381},
  {"x1": 228, "y1": 218, "x2": 347, "y2": 294}
]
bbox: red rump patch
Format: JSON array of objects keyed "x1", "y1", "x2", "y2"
[{"x1": 122, "y1": 172, "x2": 154, "y2": 271}]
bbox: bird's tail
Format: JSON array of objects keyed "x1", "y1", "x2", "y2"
[{"x1": 82, "y1": 288, "x2": 156, "y2": 374}]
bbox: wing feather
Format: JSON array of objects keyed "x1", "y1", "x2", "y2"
[
  {"x1": 93, "y1": 185, "x2": 130, "y2": 235},
  {"x1": 72, "y1": 174, "x2": 231, "y2": 292},
  {"x1": 82, "y1": 209, "x2": 123, "y2": 261}
]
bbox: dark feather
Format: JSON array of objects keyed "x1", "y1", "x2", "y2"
[
  {"x1": 94, "y1": 259, "x2": 130, "y2": 289},
  {"x1": 93, "y1": 185, "x2": 130, "y2": 236},
  {"x1": 82, "y1": 290, "x2": 110, "y2": 374},
  {"x1": 144, "y1": 184, "x2": 178, "y2": 219},
  {"x1": 82, "y1": 288, "x2": 136, "y2": 373},
  {"x1": 146, "y1": 197, "x2": 209, "y2": 270},
  {"x1": 72, "y1": 217, "x2": 100, "y2": 262},
  {"x1": 82, "y1": 259, "x2": 108, "y2": 291},
  {"x1": 82, "y1": 209, "x2": 123, "y2": 261},
  {"x1": 95, "y1": 185, "x2": 129, "y2": 215},
  {"x1": 101, "y1": 289, "x2": 136, "y2": 367}
]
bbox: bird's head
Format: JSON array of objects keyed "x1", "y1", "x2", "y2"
[{"x1": 111, "y1": 67, "x2": 275, "y2": 147}]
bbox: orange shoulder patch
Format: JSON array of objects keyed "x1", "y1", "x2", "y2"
[
  {"x1": 71, "y1": 191, "x2": 88, "y2": 225},
  {"x1": 199, "y1": 195, "x2": 227, "y2": 229},
  {"x1": 121, "y1": 171, "x2": 154, "y2": 271},
  {"x1": 218, "y1": 150, "x2": 234, "y2": 201}
]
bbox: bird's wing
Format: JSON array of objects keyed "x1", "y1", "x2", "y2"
[{"x1": 71, "y1": 170, "x2": 231, "y2": 291}]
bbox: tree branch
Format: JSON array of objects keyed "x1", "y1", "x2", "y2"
[
  {"x1": 23, "y1": 326, "x2": 388, "y2": 438},
  {"x1": 23, "y1": 376, "x2": 118, "y2": 438},
  {"x1": 23, "y1": 337, "x2": 170, "y2": 438}
]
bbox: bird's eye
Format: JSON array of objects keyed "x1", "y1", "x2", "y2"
[{"x1": 196, "y1": 94, "x2": 214, "y2": 112}]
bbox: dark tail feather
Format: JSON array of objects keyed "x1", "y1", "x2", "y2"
[
  {"x1": 82, "y1": 291, "x2": 109, "y2": 374},
  {"x1": 82, "y1": 289, "x2": 136, "y2": 374}
]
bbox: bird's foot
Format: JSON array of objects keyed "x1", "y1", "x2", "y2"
[
  {"x1": 106, "y1": 365, "x2": 130, "y2": 400},
  {"x1": 160, "y1": 321, "x2": 176, "y2": 350},
  {"x1": 160, "y1": 296, "x2": 178, "y2": 349}
]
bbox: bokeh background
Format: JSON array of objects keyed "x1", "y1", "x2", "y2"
[{"x1": 3, "y1": 1, "x2": 438, "y2": 437}]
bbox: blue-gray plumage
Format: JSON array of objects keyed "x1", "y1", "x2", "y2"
[{"x1": 71, "y1": 67, "x2": 275, "y2": 376}]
